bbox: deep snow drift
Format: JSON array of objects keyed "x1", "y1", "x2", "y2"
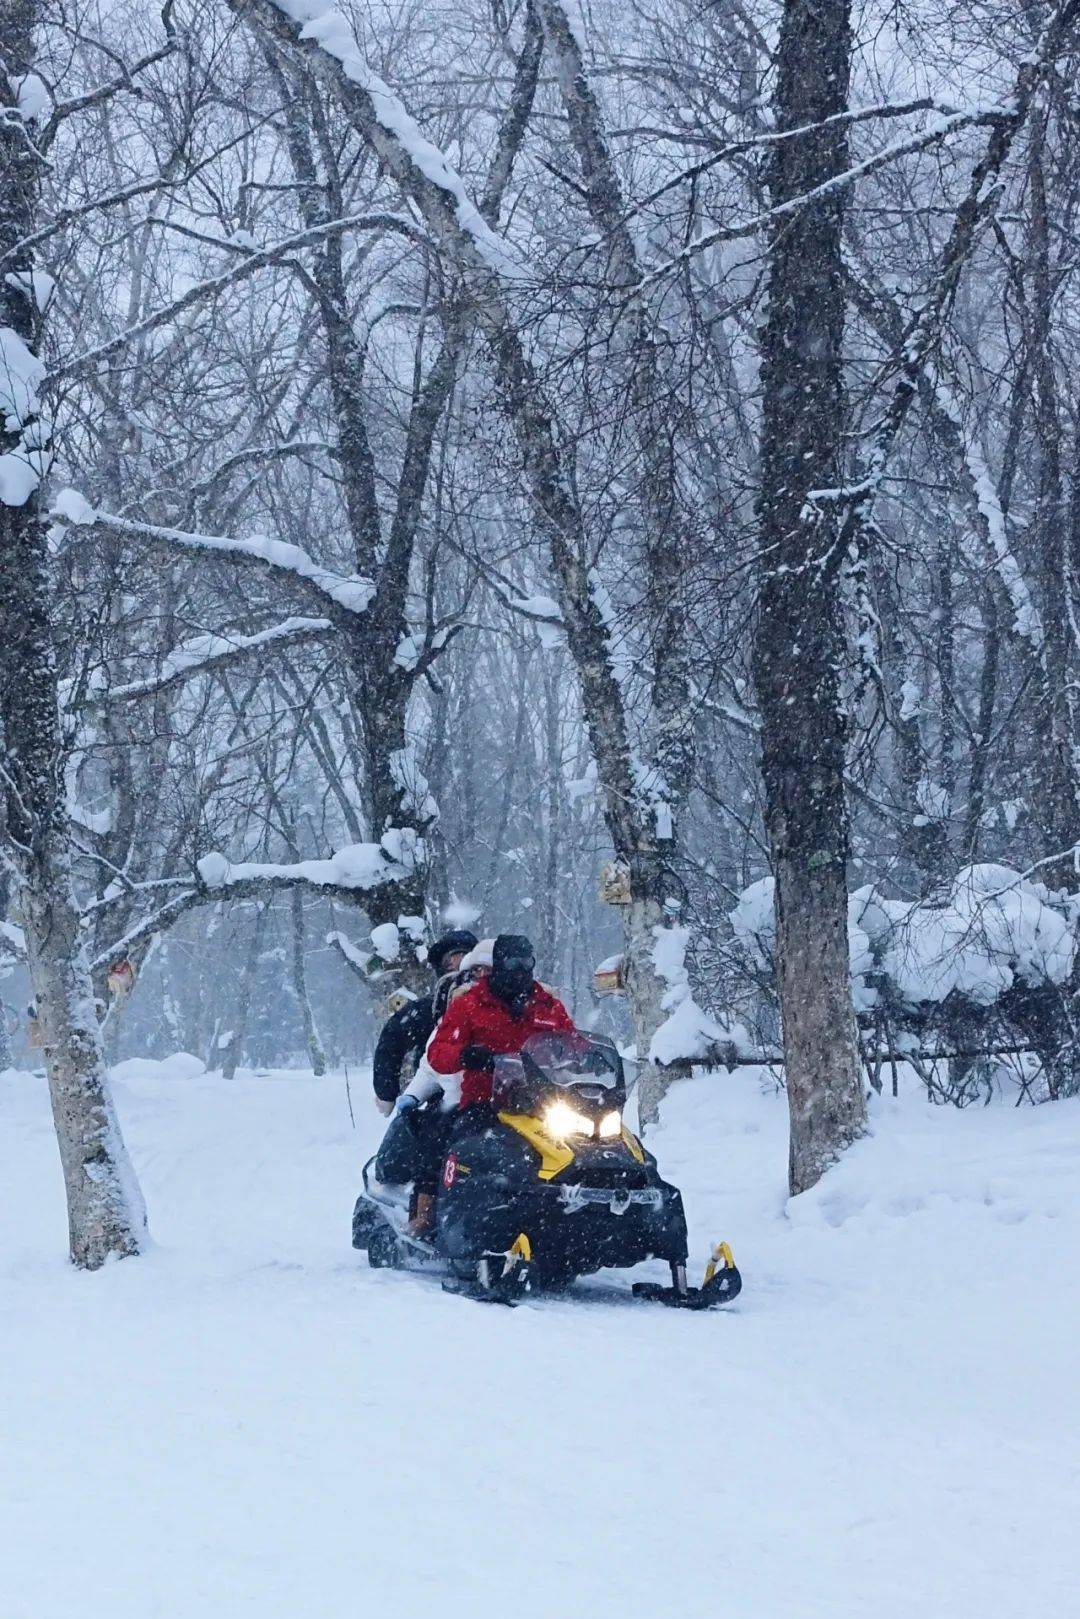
[{"x1": 4, "y1": 1059, "x2": 1079, "y2": 1618}]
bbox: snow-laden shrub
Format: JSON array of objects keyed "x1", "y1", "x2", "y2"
[
  {"x1": 649, "y1": 925, "x2": 750, "y2": 1066},
  {"x1": 857, "y1": 865, "x2": 1075, "y2": 1007},
  {"x1": 730, "y1": 864, "x2": 1075, "y2": 1013}
]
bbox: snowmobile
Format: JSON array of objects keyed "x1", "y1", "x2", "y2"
[{"x1": 352, "y1": 1030, "x2": 742, "y2": 1308}]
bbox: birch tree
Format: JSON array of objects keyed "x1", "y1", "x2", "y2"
[{"x1": 0, "y1": 0, "x2": 145, "y2": 1266}]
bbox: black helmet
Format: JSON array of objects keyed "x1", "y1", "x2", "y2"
[
  {"x1": 490, "y1": 934, "x2": 536, "y2": 1015},
  {"x1": 492, "y1": 934, "x2": 535, "y2": 975},
  {"x1": 428, "y1": 929, "x2": 478, "y2": 976}
]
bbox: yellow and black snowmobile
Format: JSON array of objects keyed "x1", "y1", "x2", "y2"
[{"x1": 352, "y1": 1031, "x2": 741, "y2": 1308}]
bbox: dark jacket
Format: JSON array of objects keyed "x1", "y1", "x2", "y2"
[
  {"x1": 372, "y1": 996, "x2": 435, "y2": 1103},
  {"x1": 371, "y1": 973, "x2": 462, "y2": 1102}
]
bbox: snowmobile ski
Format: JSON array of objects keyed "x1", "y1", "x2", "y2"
[
  {"x1": 632, "y1": 1243, "x2": 742, "y2": 1310},
  {"x1": 441, "y1": 1233, "x2": 532, "y2": 1306}
]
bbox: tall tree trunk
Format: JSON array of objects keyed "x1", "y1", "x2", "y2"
[
  {"x1": 0, "y1": 867, "x2": 13, "y2": 1069},
  {"x1": 934, "y1": 533, "x2": 956, "y2": 855},
  {"x1": 0, "y1": 0, "x2": 145, "y2": 1265},
  {"x1": 1029, "y1": 102, "x2": 1080, "y2": 888},
  {"x1": 290, "y1": 888, "x2": 327, "y2": 1075},
  {"x1": 538, "y1": 654, "x2": 562, "y2": 976},
  {"x1": 1025, "y1": 99, "x2": 1080, "y2": 1092},
  {"x1": 752, "y1": 0, "x2": 866, "y2": 1194},
  {"x1": 964, "y1": 586, "x2": 1000, "y2": 860},
  {"x1": 222, "y1": 906, "x2": 268, "y2": 1081},
  {"x1": 536, "y1": 0, "x2": 696, "y2": 1124}
]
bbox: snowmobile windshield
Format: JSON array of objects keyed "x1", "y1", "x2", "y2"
[
  {"x1": 520, "y1": 1032, "x2": 624, "y2": 1095},
  {"x1": 490, "y1": 1054, "x2": 527, "y2": 1110},
  {"x1": 491, "y1": 1034, "x2": 625, "y2": 1113}
]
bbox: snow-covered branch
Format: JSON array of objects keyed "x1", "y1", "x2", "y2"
[
  {"x1": 56, "y1": 498, "x2": 374, "y2": 619},
  {"x1": 228, "y1": 0, "x2": 525, "y2": 283},
  {"x1": 622, "y1": 97, "x2": 1001, "y2": 229},
  {"x1": 90, "y1": 891, "x2": 202, "y2": 972},
  {"x1": 195, "y1": 833, "x2": 424, "y2": 904},
  {"x1": 326, "y1": 928, "x2": 373, "y2": 981},
  {"x1": 644, "y1": 107, "x2": 1007, "y2": 290},
  {"x1": 89, "y1": 618, "x2": 332, "y2": 706},
  {"x1": 89, "y1": 834, "x2": 429, "y2": 968},
  {"x1": 46, "y1": 209, "x2": 434, "y2": 384}
]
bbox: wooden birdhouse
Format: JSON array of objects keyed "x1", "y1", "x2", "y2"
[
  {"x1": 592, "y1": 954, "x2": 626, "y2": 996},
  {"x1": 107, "y1": 959, "x2": 136, "y2": 999},
  {"x1": 598, "y1": 860, "x2": 631, "y2": 906}
]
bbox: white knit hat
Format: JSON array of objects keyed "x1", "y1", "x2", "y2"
[{"x1": 459, "y1": 937, "x2": 495, "y2": 972}]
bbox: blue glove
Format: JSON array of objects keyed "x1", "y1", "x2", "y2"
[{"x1": 395, "y1": 1093, "x2": 420, "y2": 1114}]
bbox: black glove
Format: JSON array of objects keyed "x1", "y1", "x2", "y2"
[{"x1": 461, "y1": 1043, "x2": 495, "y2": 1071}]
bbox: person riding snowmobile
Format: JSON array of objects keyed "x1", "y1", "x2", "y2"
[
  {"x1": 388, "y1": 934, "x2": 573, "y2": 1236},
  {"x1": 373, "y1": 939, "x2": 493, "y2": 1237},
  {"x1": 425, "y1": 933, "x2": 574, "y2": 1110},
  {"x1": 371, "y1": 929, "x2": 477, "y2": 1115},
  {"x1": 393, "y1": 936, "x2": 494, "y2": 1112}
]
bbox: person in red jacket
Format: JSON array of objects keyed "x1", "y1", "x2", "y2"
[
  {"x1": 425, "y1": 932, "x2": 574, "y2": 1109},
  {"x1": 391, "y1": 934, "x2": 573, "y2": 1236}
]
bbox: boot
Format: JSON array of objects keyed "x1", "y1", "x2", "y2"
[{"x1": 406, "y1": 1191, "x2": 435, "y2": 1239}]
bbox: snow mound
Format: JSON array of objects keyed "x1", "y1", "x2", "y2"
[
  {"x1": 369, "y1": 922, "x2": 400, "y2": 962},
  {"x1": 0, "y1": 326, "x2": 50, "y2": 505},
  {"x1": 52, "y1": 487, "x2": 96, "y2": 526},
  {"x1": 110, "y1": 1053, "x2": 207, "y2": 1083}
]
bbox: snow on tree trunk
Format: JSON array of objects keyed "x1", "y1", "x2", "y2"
[
  {"x1": 0, "y1": 0, "x2": 145, "y2": 1265},
  {"x1": 21, "y1": 865, "x2": 146, "y2": 1264},
  {"x1": 625, "y1": 893, "x2": 669, "y2": 1127},
  {"x1": 753, "y1": 0, "x2": 866, "y2": 1194},
  {"x1": 537, "y1": 0, "x2": 695, "y2": 1122}
]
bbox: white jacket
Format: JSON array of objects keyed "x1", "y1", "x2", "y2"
[{"x1": 400, "y1": 1050, "x2": 462, "y2": 1110}]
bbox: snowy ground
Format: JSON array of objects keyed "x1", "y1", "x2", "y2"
[{"x1": 4, "y1": 1059, "x2": 1079, "y2": 1619}]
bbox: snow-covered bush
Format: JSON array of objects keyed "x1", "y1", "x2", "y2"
[
  {"x1": 731, "y1": 865, "x2": 1074, "y2": 1016},
  {"x1": 724, "y1": 866, "x2": 1079, "y2": 1104},
  {"x1": 853, "y1": 865, "x2": 1075, "y2": 1009},
  {"x1": 649, "y1": 924, "x2": 750, "y2": 1067}
]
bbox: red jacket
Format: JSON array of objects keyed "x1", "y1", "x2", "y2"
[{"x1": 426, "y1": 977, "x2": 575, "y2": 1107}]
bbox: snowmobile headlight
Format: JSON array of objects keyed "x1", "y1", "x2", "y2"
[
  {"x1": 598, "y1": 1110, "x2": 622, "y2": 1139},
  {"x1": 544, "y1": 1100, "x2": 594, "y2": 1140}
]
